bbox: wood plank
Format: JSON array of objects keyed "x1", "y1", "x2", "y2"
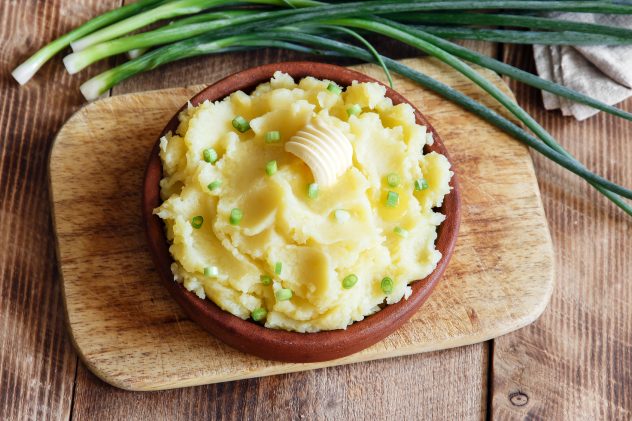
[
  {"x1": 0, "y1": 1, "x2": 122, "y2": 420},
  {"x1": 492, "y1": 45, "x2": 632, "y2": 420}
]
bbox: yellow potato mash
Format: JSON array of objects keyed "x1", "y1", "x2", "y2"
[{"x1": 154, "y1": 72, "x2": 452, "y2": 332}]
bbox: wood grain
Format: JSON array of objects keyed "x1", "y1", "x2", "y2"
[
  {"x1": 50, "y1": 58, "x2": 553, "y2": 390},
  {"x1": 491, "y1": 45, "x2": 632, "y2": 420},
  {"x1": 0, "y1": 1, "x2": 120, "y2": 420}
]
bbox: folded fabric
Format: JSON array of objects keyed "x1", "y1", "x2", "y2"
[{"x1": 533, "y1": 13, "x2": 632, "y2": 121}]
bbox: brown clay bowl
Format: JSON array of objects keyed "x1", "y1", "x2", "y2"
[{"x1": 143, "y1": 61, "x2": 461, "y2": 363}]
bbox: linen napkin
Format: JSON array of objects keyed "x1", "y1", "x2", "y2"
[{"x1": 533, "y1": 13, "x2": 632, "y2": 121}]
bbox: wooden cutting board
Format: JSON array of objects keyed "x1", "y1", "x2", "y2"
[{"x1": 50, "y1": 57, "x2": 554, "y2": 391}]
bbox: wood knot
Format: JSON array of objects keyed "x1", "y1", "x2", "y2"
[{"x1": 509, "y1": 391, "x2": 529, "y2": 407}]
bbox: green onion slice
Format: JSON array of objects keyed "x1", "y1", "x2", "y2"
[
  {"x1": 191, "y1": 215, "x2": 203, "y2": 229},
  {"x1": 386, "y1": 173, "x2": 400, "y2": 187},
  {"x1": 393, "y1": 226, "x2": 409, "y2": 238},
  {"x1": 265, "y1": 160, "x2": 278, "y2": 176},
  {"x1": 347, "y1": 104, "x2": 362, "y2": 116},
  {"x1": 232, "y1": 116, "x2": 250, "y2": 133},
  {"x1": 385, "y1": 191, "x2": 399, "y2": 208},
  {"x1": 275, "y1": 288, "x2": 292, "y2": 301},
  {"x1": 251, "y1": 307, "x2": 267, "y2": 322},
  {"x1": 207, "y1": 180, "x2": 221, "y2": 191},
  {"x1": 381, "y1": 277, "x2": 394, "y2": 294},
  {"x1": 260, "y1": 275, "x2": 272, "y2": 286},
  {"x1": 414, "y1": 178, "x2": 429, "y2": 191},
  {"x1": 327, "y1": 82, "x2": 342, "y2": 95},
  {"x1": 265, "y1": 130, "x2": 281, "y2": 143},
  {"x1": 342, "y1": 274, "x2": 358, "y2": 289},
  {"x1": 229, "y1": 208, "x2": 243, "y2": 225},
  {"x1": 274, "y1": 261, "x2": 282, "y2": 275},
  {"x1": 307, "y1": 182, "x2": 319, "y2": 199},
  {"x1": 202, "y1": 148, "x2": 218, "y2": 164},
  {"x1": 204, "y1": 266, "x2": 218, "y2": 278}
]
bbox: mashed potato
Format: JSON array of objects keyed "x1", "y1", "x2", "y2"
[{"x1": 154, "y1": 72, "x2": 452, "y2": 332}]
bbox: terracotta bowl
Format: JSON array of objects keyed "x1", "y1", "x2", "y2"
[{"x1": 143, "y1": 61, "x2": 461, "y2": 363}]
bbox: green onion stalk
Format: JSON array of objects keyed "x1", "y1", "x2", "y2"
[
  {"x1": 77, "y1": 28, "x2": 632, "y2": 214},
  {"x1": 10, "y1": 0, "x2": 166, "y2": 84}
]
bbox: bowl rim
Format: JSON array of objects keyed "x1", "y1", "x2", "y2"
[{"x1": 142, "y1": 61, "x2": 461, "y2": 363}]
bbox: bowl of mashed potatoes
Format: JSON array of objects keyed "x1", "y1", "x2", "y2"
[{"x1": 143, "y1": 61, "x2": 460, "y2": 362}]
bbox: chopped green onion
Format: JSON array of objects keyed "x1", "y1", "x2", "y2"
[
  {"x1": 386, "y1": 173, "x2": 400, "y2": 187},
  {"x1": 202, "y1": 148, "x2": 218, "y2": 164},
  {"x1": 385, "y1": 191, "x2": 399, "y2": 208},
  {"x1": 207, "y1": 180, "x2": 221, "y2": 191},
  {"x1": 307, "y1": 182, "x2": 319, "y2": 199},
  {"x1": 327, "y1": 82, "x2": 342, "y2": 94},
  {"x1": 265, "y1": 130, "x2": 281, "y2": 143},
  {"x1": 265, "y1": 160, "x2": 278, "y2": 176},
  {"x1": 414, "y1": 178, "x2": 429, "y2": 191},
  {"x1": 229, "y1": 208, "x2": 243, "y2": 225},
  {"x1": 275, "y1": 288, "x2": 293, "y2": 301},
  {"x1": 260, "y1": 275, "x2": 272, "y2": 285},
  {"x1": 232, "y1": 116, "x2": 250, "y2": 133},
  {"x1": 393, "y1": 226, "x2": 408, "y2": 238},
  {"x1": 381, "y1": 277, "x2": 394, "y2": 294},
  {"x1": 342, "y1": 274, "x2": 358, "y2": 289},
  {"x1": 251, "y1": 307, "x2": 267, "y2": 322},
  {"x1": 274, "y1": 261, "x2": 282, "y2": 275},
  {"x1": 334, "y1": 209, "x2": 351, "y2": 223},
  {"x1": 347, "y1": 104, "x2": 362, "y2": 116},
  {"x1": 204, "y1": 266, "x2": 219, "y2": 277},
  {"x1": 191, "y1": 215, "x2": 203, "y2": 229}
]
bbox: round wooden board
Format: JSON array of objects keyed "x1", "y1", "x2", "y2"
[{"x1": 50, "y1": 58, "x2": 554, "y2": 391}]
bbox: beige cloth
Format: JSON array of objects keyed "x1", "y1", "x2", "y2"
[{"x1": 533, "y1": 13, "x2": 632, "y2": 121}]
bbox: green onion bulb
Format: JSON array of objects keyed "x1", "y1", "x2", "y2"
[
  {"x1": 191, "y1": 215, "x2": 204, "y2": 229},
  {"x1": 229, "y1": 208, "x2": 243, "y2": 225},
  {"x1": 342, "y1": 274, "x2": 358, "y2": 289},
  {"x1": 275, "y1": 288, "x2": 292, "y2": 301},
  {"x1": 232, "y1": 116, "x2": 250, "y2": 133}
]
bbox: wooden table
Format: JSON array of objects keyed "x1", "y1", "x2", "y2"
[{"x1": 1, "y1": 2, "x2": 630, "y2": 420}]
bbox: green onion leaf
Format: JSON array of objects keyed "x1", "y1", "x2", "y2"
[
  {"x1": 347, "y1": 104, "x2": 362, "y2": 116},
  {"x1": 385, "y1": 191, "x2": 399, "y2": 207},
  {"x1": 203, "y1": 147, "x2": 218, "y2": 164},
  {"x1": 307, "y1": 182, "x2": 319, "y2": 199},
  {"x1": 265, "y1": 160, "x2": 278, "y2": 176},
  {"x1": 265, "y1": 130, "x2": 281, "y2": 143},
  {"x1": 381, "y1": 277, "x2": 394, "y2": 294},
  {"x1": 229, "y1": 208, "x2": 243, "y2": 225},
  {"x1": 260, "y1": 275, "x2": 272, "y2": 285},
  {"x1": 207, "y1": 180, "x2": 221, "y2": 191},
  {"x1": 274, "y1": 261, "x2": 282, "y2": 275},
  {"x1": 414, "y1": 178, "x2": 429, "y2": 191},
  {"x1": 232, "y1": 116, "x2": 250, "y2": 133},
  {"x1": 326, "y1": 82, "x2": 342, "y2": 94},
  {"x1": 342, "y1": 274, "x2": 358, "y2": 289},
  {"x1": 275, "y1": 288, "x2": 292, "y2": 301},
  {"x1": 204, "y1": 266, "x2": 219, "y2": 277},
  {"x1": 191, "y1": 215, "x2": 203, "y2": 229},
  {"x1": 386, "y1": 173, "x2": 400, "y2": 187},
  {"x1": 251, "y1": 307, "x2": 267, "y2": 322},
  {"x1": 393, "y1": 226, "x2": 408, "y2": 238}
]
